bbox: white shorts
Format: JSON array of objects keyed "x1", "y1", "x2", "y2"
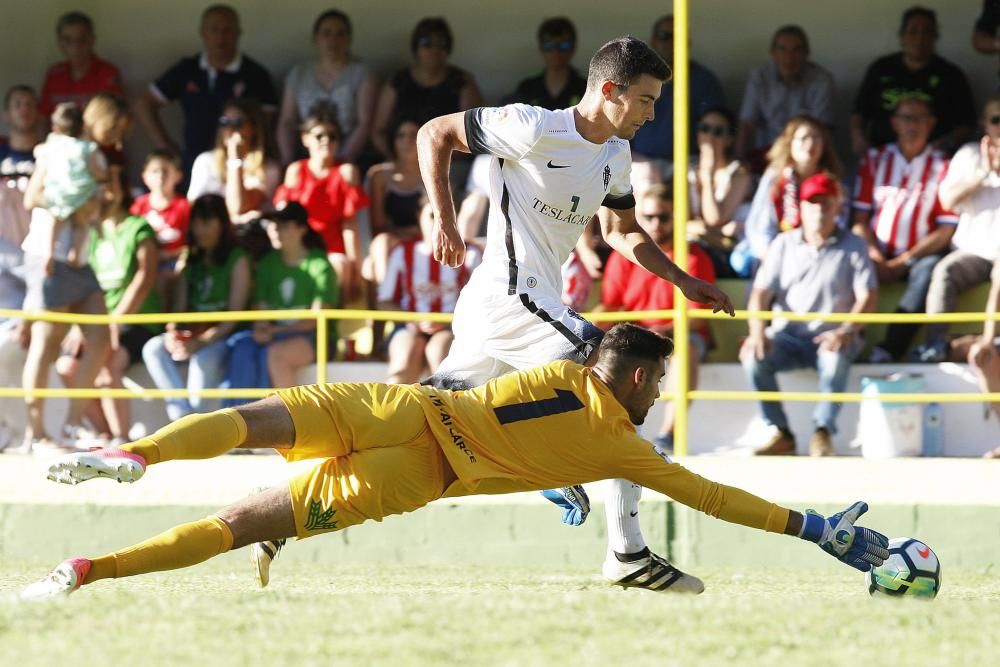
[{"x1": 429, "y1": 282, "x2": 604, "y2": 389}]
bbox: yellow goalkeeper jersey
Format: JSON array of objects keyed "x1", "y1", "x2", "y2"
[{"x1": 412, "y1": 360, "x2": 790, "y2": 534}]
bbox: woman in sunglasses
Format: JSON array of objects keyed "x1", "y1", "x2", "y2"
[
  {"x1": 187, "y1": 98, "x2": 280, "y2": 224},
  {"x1": 732, "y1": 114, "x2": 842, "y2": 277},
  {"x1": 687, "y1": 107, "x2": 752, "y2": 277},
  {"x1": 273, "y1": 102, "x2": 369, "y2": 304},
  {"x1": 371, "y1": 17, "x2": 483, "y2": 159}
]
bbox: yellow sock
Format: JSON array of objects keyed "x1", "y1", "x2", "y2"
[
  {"x1": 82, "y1": 515, "x2": 234, "y2": 585},
  {"x1": 121, "y1": 409, "x2": 248, "y2": 465}
]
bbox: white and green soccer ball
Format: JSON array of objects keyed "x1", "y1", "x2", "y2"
[{"x1": 866, "y1": 537, "x2": 941, "y2": 599}]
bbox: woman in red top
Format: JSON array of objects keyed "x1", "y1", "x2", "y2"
[{"x1": 273, "y1": 102, "x2": 369, "y2": 302}]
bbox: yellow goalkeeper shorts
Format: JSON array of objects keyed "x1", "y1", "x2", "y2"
[{"x1": 274, "y1": 382, "x2": 446, "y2": 538}]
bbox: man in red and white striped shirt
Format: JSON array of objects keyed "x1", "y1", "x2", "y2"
[
  {"x1": 377, "y1": 205, "x2": 482, "y2": 383},
  {"x1": 851, "y1": 96, "x2": 957, "y2": 361}
]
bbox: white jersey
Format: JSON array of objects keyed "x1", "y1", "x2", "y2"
[{"x1": 464, "y1": 104, "x2": 634, "y2": 297}]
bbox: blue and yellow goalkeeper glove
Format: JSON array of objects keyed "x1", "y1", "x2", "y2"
[
  {"x1": 798, "y1": 501, "x2": 890, "y2": 572},
  {"x1": 540, "y1": 485, "x2": 590, "y2": 527}
]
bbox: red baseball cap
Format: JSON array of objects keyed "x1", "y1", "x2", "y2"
[{"x1": 800, "y1": 173, "x2": 841, "y2": 202}]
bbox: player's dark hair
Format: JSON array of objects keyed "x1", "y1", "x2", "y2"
[
  {"x1": 3, "y1": 84, "x2": 35, "y2": 110},
  {"x1": 144, "y1": 148, "x2": 182, "y2": 171},
  {"x1": 51, "y1": 102, "x2": 84, "y2": 137},
  {"x1": 900, "y1": 6, "x2": 938, "y2": 36},
  {"x1": 537, "y1": 17, "x2": 576, "y2": 45},
  {"x1": 597, "y1": 324, "x2": 674, "y2": 367},
  {"x1": 411, "y1": 17, "x2": 453, "y2": 55},
  {"x1": 56, "y1": 11, "x2": 94, "y2": 36},
  {"x1": 586, "y1": 36, "x2": 671, "y2": 92},
  {"x1": 770, "y1": 25, "x2": 810, "y2": 54},
  {"x1": 313, "y1": 8, "x2": 351, "y2": 37},
  {"x1": 188, "y1": 194, "x2": 239, "y2": 267}
]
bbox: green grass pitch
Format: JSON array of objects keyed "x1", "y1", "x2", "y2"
[{"x1": 2, "y1": 560, "x2": 998, "y2": 666}]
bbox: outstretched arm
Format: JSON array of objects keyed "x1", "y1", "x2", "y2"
[
  {"x1": 416, "y1": 112, "x2": 470, "y2": 268},
  {"x1": 599, "y1": 206, "x2": 735, "y2": 316}
]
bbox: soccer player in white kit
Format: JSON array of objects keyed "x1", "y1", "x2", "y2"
[{"x1": 418, "y1": 36, "x2": 735, "y2": 592}]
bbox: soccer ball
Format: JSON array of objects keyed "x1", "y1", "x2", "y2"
[{"x1": 865, "y1": 537, "x2": 941, "y2": 599}]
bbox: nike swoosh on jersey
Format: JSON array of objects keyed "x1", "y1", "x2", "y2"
[{"x1": 546, "y1": 160, "x2": 571, "y2": 169}]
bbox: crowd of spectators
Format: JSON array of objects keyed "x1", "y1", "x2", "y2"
[{"x1": 1, "y1": 3, "x2": 999, "y2": 458}]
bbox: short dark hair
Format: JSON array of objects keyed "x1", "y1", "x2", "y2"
[
  {"x1": 202, "y1": 4, "x2": 239, "y2": 25},
  {"x1": 537, "y1": 17, "x2": 576, "y2": 44},
  {"x1": 188, "y1": 194, "x2": 239, "y2": 266},
  {"x1": 3, "y1": 84, "x2": 35, "y2": 109},
  {"x1": 698, "y1": 105, "x2": 738, "y2": 130},
  {"x1": 56, "y1": 11, "x2": 93, "y2": 36},
  {"x1": 51, "y1": 102, "x2": 84, "y2": 137},
  {"x1": 586, "y1": 36, "x2": 671, "y2": 92},
  {"x1": 144, "y1": 148, "x2": 182, "y2": 171},
  {"x1": 770, "y1": 25, "x2": 809, "y2": 54},
  {"x1": 411, "y1": 17, "x2": 453, "y2": 55},
  {"x1": 900, "y1": 6, "x2": 938, "y2": 36},
  {"x1": 597, "y1": 323, "x2": 674, "y2": 367},
  {"x1": 313, "y1": 8, "x2": 351, "y2": 37},
  {"x1": 301, "y1": 100, "x2": 343, "y2": 137}
]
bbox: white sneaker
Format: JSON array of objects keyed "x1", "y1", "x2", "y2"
[
  {"x1": 20, "y1": 558, "x2": 91, "y2": 600},
  {"x1": 251, "y1": 539, "x2": 285, "y2": 588},
  {"x1": 603, "y1": 549, "x2": 705, "y2": 593},
  {"x1": 46, "y1": 447, "x2": 147, "y2": 485}
]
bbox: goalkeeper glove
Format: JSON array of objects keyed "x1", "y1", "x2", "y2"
[
  {"x1": 798, "y1": 501, "x2": 890, "y2": 572},
  {"x1": 540, "y1": 485, "x2": 590, "y2": 526}
]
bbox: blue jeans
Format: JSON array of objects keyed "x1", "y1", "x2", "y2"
[
  {"x1": 221, "y1": 330, "x2": 316, "y2": 408},
  {"x1": 142, "y1": 334, "x2": 230, "y2": 421},
  {"x1": 741, "y1": 329, "x2": 862, "y2": 434}
]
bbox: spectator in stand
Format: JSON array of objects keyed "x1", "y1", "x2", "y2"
[
  {"x1": 377, "y1": 200, "x2": 481, "y2": 384},
  {"x1": 277, "y1": 9, "x2": 376, "y2": 166},
  {"x1": 135, "y1": 4, "x2": 278, "y2": 176},
  {"x1": 687, "y1": 107, "x2": 752, "y2": 277},
  {"x1": 130, "y1": 150, "x2": 190, "y2": 308},
  {"x1": 919, "y1": 97, "x2": 1000, "y2": 362},
  {"x1": 742, "y1": 173, "x2": 877, "y2": 457},
  {"x1": 1, "y1": 85, "x2": 40, "y2": 251},
  {"x1": 187, "y1": 98, "x2": 281, "y2": 224},
  {"x1": 82, "y1": 93, "x2": 130, "y2": 207},
  {"x1": 38, "y1": 11, "x2": 122, "y2": 118},
  {"x1": 851, "y1": 6, "x2": 975, "y2": 156},
  {"x1": 273, "y1": 103, "x2": 369, "y2": 304},
  {"x1": 973, "y1": 0, "x2": 1000, "y2": 82},
  {"x1": 223, "y1": 203, "x2": 337, "y2": 407},
  {"x1": 55, "y1": 187, "x2": 160, "y2": 447},
  {"x1": 733, "y1": 114, "x2": 842, "y2": 277},
  {"x1": 592, "y1": 184, "x2": 716, "y2": 452},
  {"x1": 143, "y1": 194, "x2": 251, "y2": 421},
  {"x1": 735, "y1": 25, "x2": 835, "y2": 172},
  {"x1": 967, "y1": 263, "x2": 1000, "y2": 458},
  {"x1": 507, "y1": 17, "x2": 586, "y2": 110},
  {"x1": 0, "y1": 85, "x2": 38, "y2": 452},
  {"x1": 852, "y1": 96, "x2": 957, "y2": 363},
  {"x1": 364, "y1": 118, "x2": 424, "y2": 285},
  {"x1": 630, "y1": 14, "x2": 725, "y2": 180},
  {"x1": 371, "y1": 17, "x2": 483, "y2": 159}
]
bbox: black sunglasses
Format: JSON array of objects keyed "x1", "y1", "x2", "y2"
[
  {"x1": 541, "y1": 40, "x2": 574, "y2": 53},
  {"x1": 989, "y1": 115, "x2": 1000, "y2": 126},
  {"x1": 218, "y1": 116, "x2": 245, "y2": 129},
  {"x1": 416, "y1": 36, "x2": 449, "y2": 50},
  {"x1": 698, "y1": 122, "x2": 733, "y2": 137}
]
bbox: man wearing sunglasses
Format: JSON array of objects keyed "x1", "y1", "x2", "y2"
[
  {"x1": 414, "y1": 36, "x2": 735, "y2": 593},
  {"x1": 630, "y1": 14, "x2": 725, "y2": 182},
  {"x1": 508, "y1": 18, "x2": 587, "y2": 111}
]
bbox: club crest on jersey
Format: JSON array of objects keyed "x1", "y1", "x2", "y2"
[
  {"x1": 482, "y1": 107, "x2": 512, "y2": 126},
  {"x1": 603, "y1": 165, "x2": 611, "y2": 190}
]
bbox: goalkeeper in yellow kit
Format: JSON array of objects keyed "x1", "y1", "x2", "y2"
[{"x1": 21, "y1": 324, "x2": 889, "y2": 600}]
